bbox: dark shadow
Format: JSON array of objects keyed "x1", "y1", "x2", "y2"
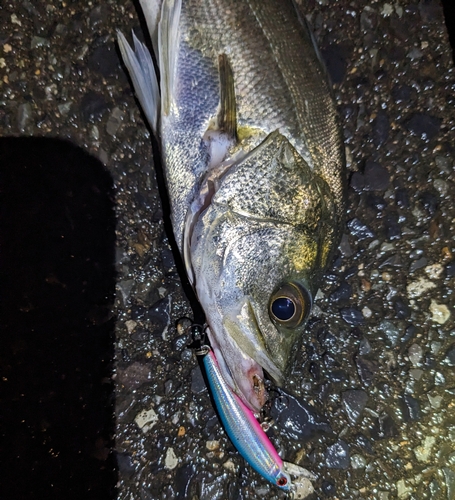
[
  {"x1": 441, "y1": 0, "x2": 455, "y2": 65},
  {"x1": 0, "y1": 138, "x2": 117, "y2": 500}
]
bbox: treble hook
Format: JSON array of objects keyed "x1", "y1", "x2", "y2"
[
  {"x1": 187, "y1": 322, "x2": 206, "y2": 341},
  {"x1": 183, "y1": 321, "x2": 210, "y2": 355}
]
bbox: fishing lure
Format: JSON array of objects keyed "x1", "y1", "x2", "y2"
[{"x1": 198, "y1": 345, "x2": 291, "y2": 491}]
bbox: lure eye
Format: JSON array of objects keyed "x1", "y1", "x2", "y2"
[
  {"x1": 269, "y1": 282, "x2": 311, "y2": 328},
  {"x1": 276, "y1": 476, "x2": 288, "y2": 487}
]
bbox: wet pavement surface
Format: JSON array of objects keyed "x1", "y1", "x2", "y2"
[{"x1": 1, "y1": 0, "x2": 455, "y2": 499}]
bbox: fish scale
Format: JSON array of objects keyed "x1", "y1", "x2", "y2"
[
  {"x1": 160, "y1": 0, "x2": 343, "y2": 242},
  {"x1": 181, "y1": 0, "x2": 344, "y2": 194}
]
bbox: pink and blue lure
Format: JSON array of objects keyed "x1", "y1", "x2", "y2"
[{"x1": 200, "y1": 347, "x2": 291, "y2": 490}]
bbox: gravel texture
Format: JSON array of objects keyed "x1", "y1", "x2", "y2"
[{"x1": 1, "y1": 0, "x2": 455, "y2": 499}]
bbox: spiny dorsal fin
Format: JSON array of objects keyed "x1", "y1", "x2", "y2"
[
  {"x1": 217, "y1": 54, "x2": 237, "y2": 139},
  {"x1": 117, "y1": 30, "x2": 160, "y2": 134},
  {"x1": 139, "y1": 0, "x2": 163, "y2": 60},
  {"x1": 158, "y1": 0, "x2": 182, "y2": 115}
]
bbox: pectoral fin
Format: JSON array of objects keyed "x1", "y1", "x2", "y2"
[
  {"x1": 203, "y1": 54, "x2": 238, "y2": 169},
  {"x1": 217, "y1": 54, "x2": 237, "y2": 140}
]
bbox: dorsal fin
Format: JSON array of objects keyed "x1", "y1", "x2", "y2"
[
  {"x1": 217, "y1": 54, "x2": 237, "y2": 139},
  {"x1": 158, "y1": 0, "x2": 182, "y2": 115},
  {"x1": 117, "y1": 30, "x2": 160, "y2": 134},
  {"x1": 139, "y1": 0, "x2": 163, "y2": 60}
]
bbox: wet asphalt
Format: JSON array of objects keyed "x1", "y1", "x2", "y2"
[{"x1": 0, "y1": 0, "x2": 454, "y2": 499}]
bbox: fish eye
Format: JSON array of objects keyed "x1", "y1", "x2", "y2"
[
  {"x1": 269, "y1": 282, "x2": 311, "y2": 328},
  {"x1": 271, "y1": 297, "x2": 295, "y2": 321}
]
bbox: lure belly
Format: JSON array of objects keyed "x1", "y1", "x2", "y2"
[{"x1": 201, "y1": 346, "x2": 291, "y2": 491}]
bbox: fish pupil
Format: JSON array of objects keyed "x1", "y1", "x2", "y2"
[{"x1": 271, "y1": 297, "x2": 295, "y2": 321}]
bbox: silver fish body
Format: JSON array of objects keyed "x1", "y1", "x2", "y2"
[{"x1": 119, "y1": 0, "x2": 345, "y2": 410}]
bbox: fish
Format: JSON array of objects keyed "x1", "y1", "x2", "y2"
[
  {"x1": 118, "y1": 0, "x2": 346, "y2": 412},
  {"x1": 199, "y1": 345, "x2": 291, "y2": 490}
]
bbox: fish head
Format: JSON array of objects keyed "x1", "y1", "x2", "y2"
[{"x1": 191, "y1": 131, "x2": 340, "y2": 411}]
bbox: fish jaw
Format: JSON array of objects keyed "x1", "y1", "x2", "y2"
[{"x1": 205, "y1": 326, "x2": 269, "y2": 412}]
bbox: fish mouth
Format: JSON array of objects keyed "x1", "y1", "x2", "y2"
[
  {"x1": 206, "y1": 310, "x2": 284, "y2": 412},
  {"x1": 206, "y1": 327, "x2": 268, "y2": 412}
]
